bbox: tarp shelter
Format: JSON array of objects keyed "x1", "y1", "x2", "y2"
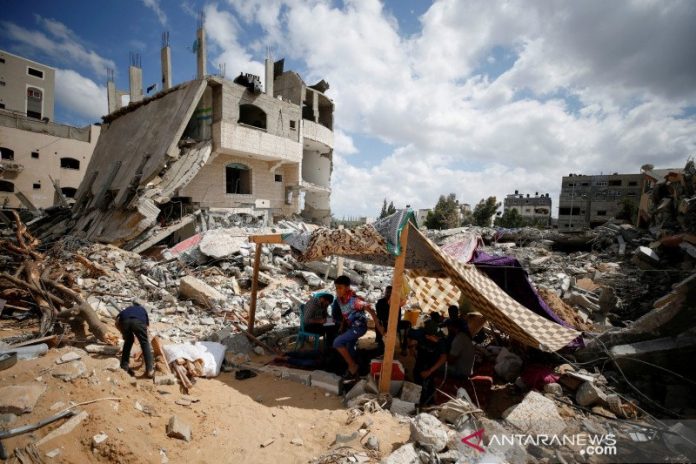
[{"x1": 248, "y1": 210, "x2": 580, "y2": 393}]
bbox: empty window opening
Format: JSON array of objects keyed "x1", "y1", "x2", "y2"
[
  {"x1": 0, "y1": 180, "x2": 14, "y2": 192},
  {"x1": 275, "y1": 174, "x2": 283, "y2": 182},
  {"x1": 61, "y1": 187, "x2": 77, "y2": 198},
  {"x1": 289, "y1": 120, "x2": 296, "y2": 130},
  {"x1": 0, "y1": 57, "x2": 5, "y2": 63},
  {"x1": 31, "y1": 151, "x2": 39, "y2": 159},
  {"x1": 225, "y1": 163, "x2": 251, "y2": 194},
  {"x1": 238, "y1": 104, "x2": 266, "y2": 129},
  {"x1": 608, "y1": 180, "x2": 622, "y2": 186},
  {"x1": 27, "y1": 87, "x2": 42, "y2": 119},
  {"x1": 27, "y1": 67, "x2": 44, "y2": 78},
  {"x1": 302, "y1": 90, "x2": 315, "y2": 121},
  {"x1": 559, "y1": 207, "x2": 581, "y2": 215},
  {"x1": 0, "y1": 103, "x2": 5, "y2": 109},
  {"x1": 60, "y1": 157, "x2": 80, "y2": 170},
  {"x1": 0, "y1": 81, "x2": 5, "y2": 86},
  {"x1": 581, "y1": 182, "x2": 589, "y2": 186},
  {"x1": 1, "y1": 147, "x2": 14, "y2": 160},
  {"x1": 596, "y1": 210, "x2": 607, "y2": 216},
  {"x1": 628, "y1": 181, "x2": 638, "y2": 186},
  {"x1": 33, "y1": 183, "x2": 41, "y2": 189}
]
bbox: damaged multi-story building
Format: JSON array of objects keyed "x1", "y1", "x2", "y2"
[
  {"x1": 503, "y1": 191, "x2": 552, "y2": 226},
  {"x1": 0, "y1": 50, "x2": 100, "y2": 210},
  {"x1": 70, "y1": 23, "x2": 334, "y2": 247},
  {"x1": 558, "y1": 172, "x2": 643, "y2": 231}
]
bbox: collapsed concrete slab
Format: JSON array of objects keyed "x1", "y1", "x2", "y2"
[
  {"x1": 0, "y1": 384, "x2": 46, "y2": 415},
  {"x1": 179, "y1": 275, "x2": 226, "y2": 307},
  {"x1": 503, "y1": 391, "x2": 566, "y2": 436}
]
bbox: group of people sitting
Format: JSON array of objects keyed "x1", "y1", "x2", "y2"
[{"x1": 301, "y1": 276, "x2": 487, "y2": 400}]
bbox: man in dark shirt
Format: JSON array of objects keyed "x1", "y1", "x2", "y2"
[
  {"x1": 410, "y1": 316, "x2": 448, "y2": 405},
  {"x1": 115, "y1": 304, "x2": 154, "y2": 378}
]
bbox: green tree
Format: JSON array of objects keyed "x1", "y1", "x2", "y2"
[
  {"x1": 472, "y1": 196, "x2": 501, "y2": 227},
  {"x1": 495, "y1": 208, "x2": 525, "y2": 228},
  {"x1": 425, "y1": 193, "x2": 460, "y2": 229},
  {"x1": 379, "y1": 199, "x2": 387, "y2": 218},
  {"x1": 387, "y1": 201, "x2": 397, "y2": 216}
]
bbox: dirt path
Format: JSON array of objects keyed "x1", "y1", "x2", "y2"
[{"x1": 1, "y1": 348, "x2": 409, "y2": 463}]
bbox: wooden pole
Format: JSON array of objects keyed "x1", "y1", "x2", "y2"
[
  {"x1": 248, "y1": 242, "x2": 262, "y2": 333},
  {"x1": 379, "y1": 222, "x2": 410, "y2": 393}
]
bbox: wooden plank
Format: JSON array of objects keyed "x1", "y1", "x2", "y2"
[
  {"x1": 248, "y1": 242, "x2": 262, "y2": 333},
  {"x1": 248, "y1": 234, "x2": 284, "y2": 244},
  {"x1": 379, "y1": 222, "x2": 411, "y2": 393}
]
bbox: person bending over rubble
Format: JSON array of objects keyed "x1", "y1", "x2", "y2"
[
  {"x1": 331, "y1": 275, "x2": 383, "y2": 381},
  {"x1": 115, "y1": 304, "x2": 154, "y2": 378}
]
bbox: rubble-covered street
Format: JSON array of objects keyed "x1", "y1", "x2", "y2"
[{"x1": 1, "y1": 158, "x2": 695, "y2": 464}]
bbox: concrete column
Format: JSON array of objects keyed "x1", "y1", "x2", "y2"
[
  {"x1": 197, "y1": 27, "x2": 206, "y2": 79},
  {"x1": 312, "y1": 90, "x2": 319, "y2": 122},
  {"x1": 265, "y1": 56, "x2": 274, "y2": 96},
  {"x1": 107, "y1": 80, "x2": 120, "y2": 114},
  {"x1": 161, "y1": 46, "x2": 172, "y2": 90},
  {"x1": 129, "y1": 66, "x2": 143, "y2": 103}
]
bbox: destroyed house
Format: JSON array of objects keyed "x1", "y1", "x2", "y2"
[{"x1": 70, "y1": 58, "x2": 334, "y2": 247}]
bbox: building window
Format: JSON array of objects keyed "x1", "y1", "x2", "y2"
[
  {"x1": 581, "y1": 182, "x2": 589, "y2": 186},
  {"x1": 27, "y1": 87, "x2": 42, "y2": 119},
  {"x1": 61, "y1": 187, "x2": 77, "y2": 198},
  {"x1": 559, "y1": 207, "x2": 581, "y2": 215},
  {"x1": 596, "y1": 210, "x2": 607, "y2": 216},
  {"x1": 274, "y1": 174, "x2": 283, "y2": 182},
  {"x1": 1, "y1": 147, "x2": 14, "y2": 160},
  {"x1": 0, "y1": 180, "x2": 14, "y2": 192},
  {"x1": 31, "y1": 151, "x2": 39, "y2": 159},
  {"x1": 608, "y1": 180, "x2": 622, "y2": 186},
  {"x1": 27, "y1": 67, "x2": 44, "y2": 79},
  {"x1": 628, "y1": 181, "x2": 638, "y2": 186},
  {"x1": 0, "y1": 57, "x2": 5, "y2": 63},
  {"x1": 60, "y1": 157, "x2": 80, "y2": 170},
  {"x1": 289, "y1": 120, "x2": 296, "y2": 130},
  {"x1": 33, "y1": 183, "x2": 41, "y2": 190},
  {"x1": 567, "y1": 182, "x2": 575, "y2": 187},
  {"x1": 0, "y1": 103, "x2": 4, "y2": 109},
  {"x1": 225, "y1": 163, "x2": 251, "y2": 194},
  {"x1": 238, "y1": 104, "x2": 266, "y2": 129},
  {"x1": 0, "y1": 81, "x2": 5, "y2": 86},
  {"x1": 627, "y1": 192, "x2": 636, "y2": 197}
]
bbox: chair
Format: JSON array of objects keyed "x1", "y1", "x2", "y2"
[{"x1": 295, "y1": 304, "x2": 322, "y2": 351}]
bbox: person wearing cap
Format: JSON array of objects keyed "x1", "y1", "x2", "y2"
[
  {"x1": 331, "y1": 275, "x2": 383, "y2": 381},
  {"x1": 115, "y1": 304, "x2": 154, "y2": 378}
]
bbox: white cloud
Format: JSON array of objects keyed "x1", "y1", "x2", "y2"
[
  {"x1": 54, "y1": 69, "x2": 108, "y2": 122},
  {"x1": 215, "y1": 0, "x2": 696, "y2": 217},
  {"x1": 333, "y1": 129, "x2": 358, "y2": 156},
  {"x1": 2, "y1": 16, "x2": 115, "y2": 77},
  {"x1": 142, "y1": 0, "x2": 168, "y2": 26},
  {"x1": 204, "y1": 3, "x2": 264, "y2": 81}
]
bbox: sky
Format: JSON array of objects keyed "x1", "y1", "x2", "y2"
[{"x1": 2, "y1": 0, "x2": 695, "y2": 219}]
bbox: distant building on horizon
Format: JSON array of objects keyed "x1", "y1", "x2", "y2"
[{"x1": 503, "y1": 191, "x2": 552, "y2": 226}]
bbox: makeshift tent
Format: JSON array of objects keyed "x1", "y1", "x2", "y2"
[{"x1": 248, "y1": 210, "x2": 580, "y2": 392}]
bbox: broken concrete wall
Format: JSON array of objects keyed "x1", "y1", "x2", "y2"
[
  {"x1": 179, "y1": 154, "x2": 300, "y2": 215},
  {"x1": 71, "y1": 80, "x2": 208, "y2": 244}
]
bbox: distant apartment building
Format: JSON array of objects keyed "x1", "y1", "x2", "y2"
[
  {"x1": 0, "y1": 50, "x2": 55, "y2": 121},
  {"x1": 0, "y1": 50, "x2": 99, "y2": 210},
  {"x1": 503, "y1": 191, "x2": 552, "y2": 225},
  {"x1": 557, "y1": 173, "x2": 642, "y2": 231}
]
